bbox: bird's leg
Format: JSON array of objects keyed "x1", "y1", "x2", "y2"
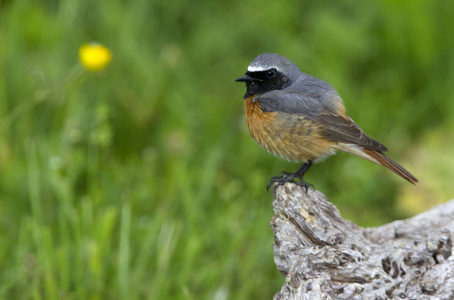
[{"x1": 267, "y1": 161, "x2": 314, "y2": 192}]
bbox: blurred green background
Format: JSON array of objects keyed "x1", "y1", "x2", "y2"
[{"x1": 1, "y1": 0, "x2": 453, "y2": 299}]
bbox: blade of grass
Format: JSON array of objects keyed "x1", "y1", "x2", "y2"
[{"x1": 118, "y1": 203, "x2": 131, "y2": 299}]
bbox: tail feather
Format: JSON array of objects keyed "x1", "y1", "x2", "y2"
[{"x1": 363, "y1": 149, "x2": 418, "y2": 184}]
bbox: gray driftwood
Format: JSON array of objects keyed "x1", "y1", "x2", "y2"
[{"x1": 271, "y1": 183, "x2": 454, "y2": 300}]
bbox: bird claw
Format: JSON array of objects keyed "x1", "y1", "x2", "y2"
[
  {"x1": 266, "y1": 173, "x2": 288, "y2": 191},
  {"x1": 294, "y1": 181, "x2": 315, "y2": 192},
  {"x1": 266, "y1": 173, "x2": 314, "y2": 192}
]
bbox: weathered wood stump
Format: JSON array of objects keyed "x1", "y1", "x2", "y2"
[{"x1": 271, "y1": 183, "x2": 454, "y2": 300}]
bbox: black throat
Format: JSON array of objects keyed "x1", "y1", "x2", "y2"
[{"x1": 243, "y1": 69, "x2": 290, "y2": 99}]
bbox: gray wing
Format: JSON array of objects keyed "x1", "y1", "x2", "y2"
[{"x1": 257, "y1": 90, "x2": 389, "y2": 152}]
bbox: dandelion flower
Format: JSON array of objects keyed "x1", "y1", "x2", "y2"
[{"x1": 79, "y1": 43, "x2": 112, "y2": 72}]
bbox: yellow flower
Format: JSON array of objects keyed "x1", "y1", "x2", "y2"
[{"x1": 79, "y1": 43, "x2": 112, "y2": 72}]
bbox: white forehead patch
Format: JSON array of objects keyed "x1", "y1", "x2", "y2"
[{"x1": 247, "y1": 65, "x2": 279, "y2": 72}]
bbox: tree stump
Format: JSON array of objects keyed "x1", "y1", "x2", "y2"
[{"x1": 271, "y1": 183, "x2": 454, "y2": 300}]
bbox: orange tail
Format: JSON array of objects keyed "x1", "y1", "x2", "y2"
[{"x1": 363, "y1": 149, "x2": 418, "y2": 184}]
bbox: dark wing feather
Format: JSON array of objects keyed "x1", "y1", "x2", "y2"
[{"x1": 315, "y1": 113, "x2": 389, "y2": 152}]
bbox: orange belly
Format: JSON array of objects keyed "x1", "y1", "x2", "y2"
[{"x1": 243, "y1": 96, "x2": 337, "y2": 162}]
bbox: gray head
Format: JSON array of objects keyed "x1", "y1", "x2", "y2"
[
  {"x1": 236, "y1": 53, "x2": 335, "y2": 101},
  {"x1": 247, "y1": 53, "x2": 301, "y2": 77},
  {"x1": 236, "y1": 53, "x2": 305, "y2": 98}
]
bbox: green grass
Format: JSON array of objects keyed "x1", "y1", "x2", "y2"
[{"x1": 1, "y1": 0, "x2": 454, "y2": 298}]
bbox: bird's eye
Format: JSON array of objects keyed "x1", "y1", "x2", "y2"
[{"x1": 266, "y1": 69, "x2": 276, "y2": 78}]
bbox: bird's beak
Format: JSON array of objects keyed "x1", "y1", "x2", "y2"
[{"x1": 235, "y1": 74, "x2": 258, "y2": 82}]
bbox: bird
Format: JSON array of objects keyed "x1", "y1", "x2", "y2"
[{"x1": 235, "y1": 53, "x2": 418, "y2": 191}]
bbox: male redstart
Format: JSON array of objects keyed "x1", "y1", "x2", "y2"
[{"x1": 235, "y1": 53, "x2": 418, "y2": 191}]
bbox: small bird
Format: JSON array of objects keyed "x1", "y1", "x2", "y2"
[{"x1": 235, "y1": 53, "x2": 418, "y2": 191}]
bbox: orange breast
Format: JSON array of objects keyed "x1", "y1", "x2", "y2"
[{"x1": 243, "y1": 96, "x2": 337, "y2": 162}]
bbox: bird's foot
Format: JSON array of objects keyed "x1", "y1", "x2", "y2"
[{"x1": 266, "y1": 171, "x2": 315, "y2": 192}]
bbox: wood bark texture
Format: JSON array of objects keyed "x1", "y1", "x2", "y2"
[{"x1": 271, "y1": 183, "x2": 454, "y2": 300}]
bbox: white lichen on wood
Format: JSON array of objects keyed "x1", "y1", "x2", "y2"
[{"x1": 271, "y1": 183, "x2": 454, "y2": 300}]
